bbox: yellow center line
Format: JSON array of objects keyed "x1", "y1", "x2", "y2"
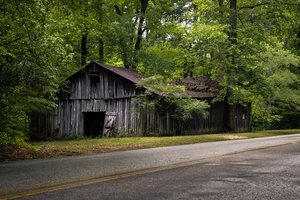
[{"x1": 0, "y1": 160, "x2": 207, "y2": 200}]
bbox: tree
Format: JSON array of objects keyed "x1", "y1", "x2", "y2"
[
  {"x1": 1, "y1": 0, "x2": 300, "y2": 146},
  {"x1": 0, "y1": 0, "x2": 77, "y2": 145}
]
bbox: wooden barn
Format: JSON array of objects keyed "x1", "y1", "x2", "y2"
[{"x1": 30, "y1": 61, "x2": 251, "y2": 139}]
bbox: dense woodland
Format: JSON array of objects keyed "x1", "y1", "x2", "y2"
[{"x1": 1, "y1": 0, "x2": 300, "y2": 144}]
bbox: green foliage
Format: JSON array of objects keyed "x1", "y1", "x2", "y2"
[
  {"x1": 0, "y1": 129, "x2": 28, "y2": 147},
  {"x1": 1, "y1": 0, "x2": 300, "y2": 143},
  {"x1": 0, "y1": 0, "x2": 78, "y2": 144},
  {"x1": 134, "y1": 75, "x2": 210, "y2": 122},
  {"x1": 138, "y1": 43, "x2": 184, "y2": 77},
  {"x1": 251, "y1": 96, "x2": 282, "y2": 129},
  {"x1": 249, "y1": 41, "x2": 300, "y2": 129}
]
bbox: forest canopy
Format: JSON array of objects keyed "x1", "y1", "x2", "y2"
[{"x1": 1, "y1": 0, "x2": 300, "y2": 144}]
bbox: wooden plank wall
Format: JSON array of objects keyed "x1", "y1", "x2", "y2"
[
  {"x1": 153, "y1": 101, "x2": 227, "y2": 135},
  {"x1": 64, "y1": 63, "x2": 137, "y2": 100},
  {"x1": 36, "y1": 99, "x2": 159, "y2": 138},
  {"x1": 30, "y1": 63, "x2": 251, "y2": 139},
  {"x1": 228, "y1": 103, "x2": 251, "y2": 132},
  {"x1": 32, "y1": 63, "x2": 148, "y2": 138}
]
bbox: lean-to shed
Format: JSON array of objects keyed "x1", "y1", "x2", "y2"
[{"x1": 30, "y1": 61, "x2": 251, "y2": 139}]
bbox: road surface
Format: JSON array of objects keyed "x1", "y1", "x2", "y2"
[{"x1": 1, "y1": 134, "x2": 300, "y2": 199}]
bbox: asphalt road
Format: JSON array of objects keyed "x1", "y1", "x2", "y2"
[
  {"x1": 1, "y1": 134, "x2": 300, "y2": 199},
  {"x1": 21, "y1": 139, "x2": 300, "y2": 200}
]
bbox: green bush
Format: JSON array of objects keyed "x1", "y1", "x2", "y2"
[
  {"x1": 0, "y1": 128, "x2": 29, "y2": 147},
  {"x1": 134, "y1": 75, "x2": 210, "y2": 121}
]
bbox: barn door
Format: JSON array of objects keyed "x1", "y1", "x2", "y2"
[
  {"x1": 83, "y1": 112, "x2": 105, "y2": 138},
  {"x1": 103, "y1": 112, "x2": 117, "y2": 137}
]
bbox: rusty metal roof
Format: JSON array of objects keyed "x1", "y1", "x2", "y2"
[
  {"x1": 174, "y1": 77, "x2": 220, "y2": 98},
  {"x1": 75, "y1": 62, "x2": 219, "y2": 99},
  {"x1": 94, "y1": 62, "x2": 143, "y2": 84}
]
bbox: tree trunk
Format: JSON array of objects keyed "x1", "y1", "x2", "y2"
[
  {"x1": 134, "y1": 0, "x2": 148, "y2": 51},
  {"x1": 219, "y1": 0, "x2": 224, "y2": 23},
  {"x1": 121, "y1": 51, "x2": 130, "y2": 68},
  {"x1": 224, "y1": 0, "x2": 238, "y2": 100},
  {"x1": 114, "y1": 4, "x2": 130, "y2": 68},
  {"x1": 99, "y1": 38, "x2": 104, "y2": 63},
  {"x1": 183, "y1": 42, "x2": 195, "y2": 78},
  {"x1": 114, "y1": 1, "x2": 148, "y2": 69},
  {"x1": 98, "y1": 2, "x2": 104, "y2": 63},
  {"x1": 229, "y1": 0, "x2": 237, "y2": 46},
  {"x1": 81, "y1": 28, "x2": 88, "y2": 66},
  {"x1": 132, "y1": 0, "x2": 149, "y2": 69},
  {"x1": 114, "y1": 5, "x2": 122, "y2": 16},
  {"x1": 217, "y1": 0, "x2": 225, "y2": 80}
]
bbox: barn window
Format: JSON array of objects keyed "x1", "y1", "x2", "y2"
[{"x1": 89, "y1": 72, "x2": 100, "y2": 84}]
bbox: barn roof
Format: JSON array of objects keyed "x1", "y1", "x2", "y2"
[
  {"x1": 173, "y1": 77, "x2": 220, "y2": 98},
  {"x1": 95, "y1": 62, "x2": 219, "y2": 98},
  {"x1": 93, "y1": 62, "x2": 143, "y2": 84},
  {"x1": 71, "y1": 62, "x2": 219, "y2": 99}
]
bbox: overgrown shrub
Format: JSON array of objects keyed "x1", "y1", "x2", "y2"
[
  {"x1": 134, "y1": 75, "x2": 210, "y2": 130},
  {"x1": 0, "y1": 128, "x2": 29, "y2": 147}
]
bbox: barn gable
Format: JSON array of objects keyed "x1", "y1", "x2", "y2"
[
  {"x1": 31, "y1": 62, "x2": 145, "y2": 139},
  {"x1": 61, "y1": 62, "x2": 142, "y2": 100}
]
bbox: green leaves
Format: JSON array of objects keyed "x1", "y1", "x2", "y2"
[
  {"x1": 134, "y1": 75, "x2": 210, "y2": 122},
  {"x1": 1, "y1": 0, "x2": 300, "y2": 141},
  {"x1": 249, "y1": 40, "x2": 300, "y2": 129},
  {"x1": 0, "y1": 0, "x2": 79, "y2": 143}
]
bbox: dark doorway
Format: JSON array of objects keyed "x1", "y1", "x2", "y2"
[{"x1": 83, "y1": 112, "x2": 105, "y2": 137}]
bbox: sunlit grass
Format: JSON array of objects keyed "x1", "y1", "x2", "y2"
[{"x1": 32, "y1": 129, "x2": 300, "y2": 156}]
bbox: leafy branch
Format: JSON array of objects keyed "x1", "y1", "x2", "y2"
[
  {"x1": 239, "y1": 2, "x2": 300, "y2": 11},
  {"x1": 134, "y1": 75, "x2": 210, "y2": 122}
]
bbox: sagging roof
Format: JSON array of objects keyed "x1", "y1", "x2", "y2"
[
  {"x1": 70, "y1": 61, "x2": 219, "y2": 99},
  {"x1": 173, "y1": 77, "x2": 220, "y2": 98}
]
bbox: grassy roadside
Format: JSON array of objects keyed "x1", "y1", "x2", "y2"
[{"x1": 1, "y1": 129, "x2": 300, "y2": 161}]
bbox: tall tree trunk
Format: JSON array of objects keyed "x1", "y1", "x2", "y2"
[
  {"x1": 114, "y1": 5, "x2": 122, "y2": 16},
  {"x1": 227, "y1": 0, "x2": 237, "y2": 96},
  {"x1": 114, "y1": 1, "x2": 148, "y2": 69},
  {"x1": 114, "y1": 4, "x2": 130, "y2": 68},
  {"x1": 219, "y1": 0, "x2": 224, "y2": 23},
  {"x1": 132, "y1": 0, "x2": 149, "y2": 69},
  {"x1": 217, "y1": 0, "x2": 225, "y2": 82},
  {"x1": 98, "y1": 1, "x2": 104, "y2": 63},
  {"x1": 183, "y1": 43, "x2": 194, "y2": 78},
  {"x1": 81, "y1": 28, "x2": 88, "y2": 66},
  {"x1": 134, "y1": 0, "x2": 148, "y2": 51},
  {"x1": 121, "y1": 50, "x2": 130, "y2": 68},
  {"x1": 99, "y1": 38, "x2": 104, "y2": 63},
  {"x1": 229, "y1": 0, "x2": 237, "y2": 46}
]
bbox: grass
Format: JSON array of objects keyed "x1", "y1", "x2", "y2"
[
  {"x1": 1, "y1": 129, "x2": 299, "y2": 161},
  {"x1": 30, "y1": 129, "x2": 300, "y2": 158}
]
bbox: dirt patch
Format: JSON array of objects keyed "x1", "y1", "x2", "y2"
[
  {"x1": 0, "y1": 145, "x2": 61, "y2": 162},
  {"x1": 0, "y1": 144, "x2": 146, "y2": 162}
]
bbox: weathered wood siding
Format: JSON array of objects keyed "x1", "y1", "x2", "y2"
[
  {"x1": 64, "y1": 63, "x2": 138, "y2": 100},
  {"x1": 52, "y1": 98, "x2": 142, "y2": 138},
  {"x1": 228, "y1": 103, "x2": 251, "y2": 132},
  {"x1": 31, "y1": 63, "x2": 143, "y2": 139},
  {"x1": 30, "y1": 62, "x2": 251, "y2": 139},
  {"x1": 148, "y1": 101, "x2": 227, "y2": 135}
]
